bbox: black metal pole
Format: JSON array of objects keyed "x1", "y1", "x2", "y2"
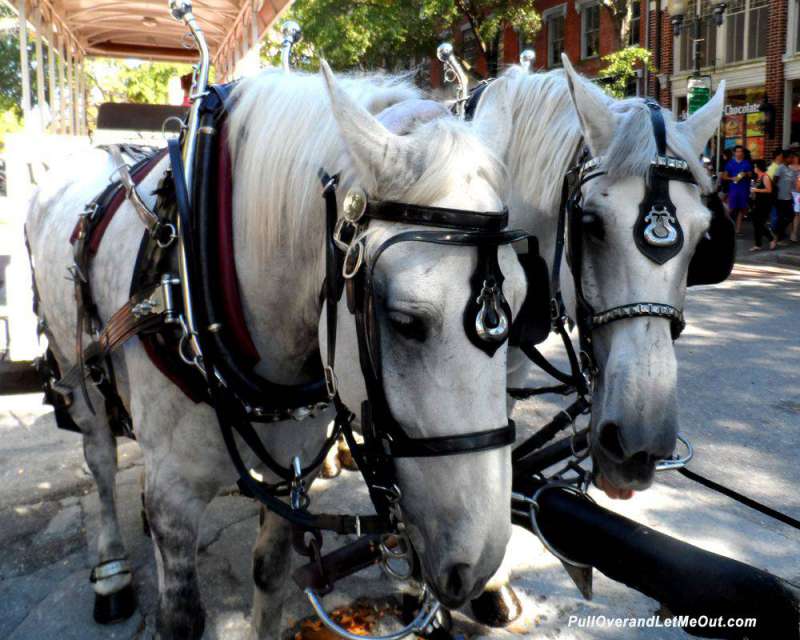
[{"x1": 512, "y1": 485, "x2": 800, "y2": 639}]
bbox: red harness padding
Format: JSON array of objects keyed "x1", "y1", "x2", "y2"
[
  {"x1": 69, "y1": 149, "x2": 168, "y2": 253},
  {"x1": 215, "y1": 126, "x2": 260, "y2": 366}
]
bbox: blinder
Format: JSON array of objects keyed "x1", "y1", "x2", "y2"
[{"x1": 687, "y1": 191, "x2": 735, "y2": 286}]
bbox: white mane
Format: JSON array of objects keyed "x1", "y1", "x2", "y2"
[
  {"x1": 499, "y1": 66, "x2": 711, "y2": 219},
  {"x1": 227, "y1": 69, "x2": 507, "y2": 260}
]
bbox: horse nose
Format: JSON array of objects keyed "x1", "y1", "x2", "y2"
[
  {"x1": 596, "y1": 421, "x2": 669, "y2": 465},
  {"x1": 440, "y1": 563, "x2": 473, "y2": 604}
]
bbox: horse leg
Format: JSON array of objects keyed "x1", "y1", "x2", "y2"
[
  {"x1": 144, "y1": 455, "x2": 218, "y2": 640},
  {"x1": 47, "y1": 328, "x2": 136, "y2": 626},
  {"x1": 63, "y1": 372, "x2": 137, "y2": 624},
  {"x1": 251, "y1": 506, "x2": 293, "y2": 639}
]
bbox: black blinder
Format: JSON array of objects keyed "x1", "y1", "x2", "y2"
[
  {"x1": 508, "y1": 236, "x2": 551, "y2": 348},
  {"x1": 464, "y1": 243, "x2": 513, "y2": 356},
  {"x1": 633, "y1": 164, "x2": 685, "y2": 264},
  {"x1": 688, "y1": 191, "x2": 736, "y2": 286}
]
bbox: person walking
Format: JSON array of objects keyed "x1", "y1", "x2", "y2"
[
  {"x1": 773, "y1": 150, "x2": 798, "y2": 244},
  {"x1": 722, "y1": 145, "x2": 753, "y2": 235},
  {"x1": 749, "y1": 160, "x2": 776, "y2": 251},
  {"x1": 787, "y1": 151, "x2": 800, "y2": 242}
]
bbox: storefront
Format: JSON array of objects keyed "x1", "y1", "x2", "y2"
[
  {"x1": 789, "y1": 80, "x2": 800, "y2": 147},
  {"x1": 720, "y1": 88, "x2": 766, "y2": 160}
]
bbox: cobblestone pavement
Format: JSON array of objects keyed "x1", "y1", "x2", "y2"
[{"x1": 1, "y1": 261, "x2": 798, "y2": 639}]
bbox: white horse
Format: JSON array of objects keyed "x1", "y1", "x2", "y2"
[
  {"x1": 471, "y1": 55, "x2": 725, "y2": 496},
  {"x1": 26, "y1": 63, "x2": 526, "y2": 638}
]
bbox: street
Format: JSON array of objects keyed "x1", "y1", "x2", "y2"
[{"x1": 1, "y1": 259, "x2": 798, "y2": 640}]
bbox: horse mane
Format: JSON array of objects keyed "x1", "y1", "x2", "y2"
[
  {"x1": 227, "y1": 69, "x2": 507, "y2": 261},
  {"x1": 498, "y1": 66, "x2": 711, "y2": 219}
]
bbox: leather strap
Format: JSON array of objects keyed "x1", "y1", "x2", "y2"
[
  {"x1": 387, "y1": 422, "x2": 516, "y2": 457},
  {"x1": 366, "y1": 201, "x2": 509, "y2": 232}
]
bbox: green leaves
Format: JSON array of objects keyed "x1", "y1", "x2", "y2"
[
  {"x1": 598, "y1": 46, "x2": 654, "y2": 98},
  {"x1": 267, "y1": 0, "x2": 540, "y2": 75}
]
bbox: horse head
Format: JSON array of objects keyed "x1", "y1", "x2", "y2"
[{"x1": 319, "y1": 62, "x2": 526, "y2": 606}]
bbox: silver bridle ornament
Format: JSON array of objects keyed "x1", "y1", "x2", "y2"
[
  {"x1": 643, "y1": 204, "x2": 679, "y2": 246},
  {"x1": 474, "y1": 280, "x2": 510, "y2": 343}
]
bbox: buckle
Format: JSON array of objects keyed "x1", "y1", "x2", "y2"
[
  {"x1": 323, "y1": 365, "x2": 337, "y2": 398},
  {"x1": 81, "y1": 202, "x2": 99, "y2": 221}
]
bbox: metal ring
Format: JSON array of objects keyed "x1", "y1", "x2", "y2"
[
  {"x1": 304, "y1": 586, "x2": 440, "y2": 640},
  {"x1": 155, "y1": 223, "x2": 177, "y2": 249},
  {"x1": 655, "y1": 432, "x2": 693, "y2": 471},
  {"x1": 342, "y1": 241, "x2": 364, "y2": 280},
  {"x1": 527, "y1": 483, "x2": 594, "y2": 568},
  {"x1": 161, "y1": 116, "x2": 187, "y2": 139}
]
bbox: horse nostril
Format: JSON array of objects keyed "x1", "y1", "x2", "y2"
[
  {"x1": 445, "y1": 563, "x2": 471, "y2": 600},
  {"x1": 629, "y1": 450, "x2": 654, "y2": 467},
  {"x1": 597, "y1": 422, "x2": 626, "y2": 463}
]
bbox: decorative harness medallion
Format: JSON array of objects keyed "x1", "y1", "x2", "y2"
[{"x1": 643, "y1": 204, "x2": 678, "y2": 247}]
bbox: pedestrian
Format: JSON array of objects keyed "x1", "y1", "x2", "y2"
[
  {"x1": 766, "y1": 149, "x2": 784, "y2": 231},
  {"x1": 721, "y1": 145, "x2": 752, "y2": 235},
  {"x1": 718, "y1": 149, "x2": 733, "y2": 211},
  {"x1": 788, "y1": 151, "x2": 800, "y2": 242},
  {"x1": 749, "y1": 159, "x2": 776, "y2": 251},
  {"x1": 773, "y1": 149, "x2": 798, "y2": 243}
]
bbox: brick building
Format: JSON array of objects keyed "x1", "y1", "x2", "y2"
[{"x1": 431, "y1": 0, "x2": 800, "y2": 160}]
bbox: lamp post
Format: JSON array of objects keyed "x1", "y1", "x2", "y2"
[{"x1": 667, "y1": 0, "x2": 726, "y2": 76}]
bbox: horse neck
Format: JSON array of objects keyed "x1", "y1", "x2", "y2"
[{"x1": 501, "y1": 72, "x2": 583, "y2": 273}]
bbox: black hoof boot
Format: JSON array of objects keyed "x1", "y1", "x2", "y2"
[
  {"x1": 93, "y1": 584, "x2": 137, "y2": 624},
  {"x1": 470, "y1": 583, "x2": 522, "y2": 628}
]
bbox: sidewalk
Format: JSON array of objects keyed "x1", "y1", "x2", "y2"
[{"x1": 734, "y1": 233, "x2": 800, "y2": 269}]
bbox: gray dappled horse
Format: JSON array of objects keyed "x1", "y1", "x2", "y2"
[{"x1": 26, "y1": 63, "x2": 526, "y2": 638}]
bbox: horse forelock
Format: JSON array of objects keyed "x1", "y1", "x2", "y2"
[{"x1": 495, "y1": 68, "x2": 711, "y2": 220}]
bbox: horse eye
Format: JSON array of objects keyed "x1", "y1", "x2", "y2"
[
  {"x1": 582, "y1": 211, "x2": 605, "y2": 240},
  {"x1": 388, "y1": 311, "x2": 427, "y2": 342}
]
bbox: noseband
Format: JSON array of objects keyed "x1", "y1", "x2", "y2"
[{"x1": 321, "y1": 172, "x2": 526, "y2": 519}]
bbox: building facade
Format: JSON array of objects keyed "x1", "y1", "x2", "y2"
[{"x1": 431, "y1": 0, "x2": 799, "y2": 160}]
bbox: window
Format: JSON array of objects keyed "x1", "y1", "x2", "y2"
[
  {"x1": 676, "y1": 1, "x2": 717, "y2": 71},
  {"x1": 796, "y1": 0, "x2": 800, "y2": 52},
  {"x1": 547, "y1": 14, "x2": 565, "y2": 67},
  {"x1": 581, "y1": 3, "x2": 601, "y2": 59},
  {"x1": 629, "y1": 1, "x2": 641, "y2": 46},
  {"x1": 725, "y1": 0, "x2": 768, "y2": 63}
]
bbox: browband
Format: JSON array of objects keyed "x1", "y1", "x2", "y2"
[{"x1": 366, "y1": 201, "x2": 509, "y2": 233}]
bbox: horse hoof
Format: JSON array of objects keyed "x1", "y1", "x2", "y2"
[
  {"x1": 321, "y1": 452, "x2": 341, "y2": 478},
  {"x1": 93, "y1": 584, "x2": 137, "y2": 624},
  {"x1": 337, "y1": 442, "x2": 358, "y2": 471},
  {"x1": 470, "y1": 583, "x2": 522, "y2": 627}
]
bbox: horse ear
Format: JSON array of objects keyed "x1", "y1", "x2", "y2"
[
  {"x1": 471, "y1": 78, "x2": 512, "y2": 156},
  {"x1": 561, "y1": 54, "x2": 614, "y2": 156},
  {"x1": 677, "y1": 80, "x2": 726, "y2": 157},
  {"x1": 320, "y1": 60, "x2": 410, "y2": 187}
]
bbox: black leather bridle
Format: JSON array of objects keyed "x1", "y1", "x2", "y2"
[
  {"x1": 530, "y1": 99, "x2": 703, "y2": 396},
  {"x1": 321, "y1": 172, "x2": 527, "y2": 520}
]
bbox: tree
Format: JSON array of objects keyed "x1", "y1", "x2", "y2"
[
  {"x1": 268, "y1": 0, "x2": 540, "y2": 79},
  {"x1": 0, "y1": 4, "x2": 28, "y2": 117},
  {"x1": 602, "y1": 0, "x2": 635, "y2": 50},
  {"x1": 85, "y1": 59, "x2": 192, "y2": 105},
  {"x1": 598, "y1": 46, "x2": 654, "y2": 98}
]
